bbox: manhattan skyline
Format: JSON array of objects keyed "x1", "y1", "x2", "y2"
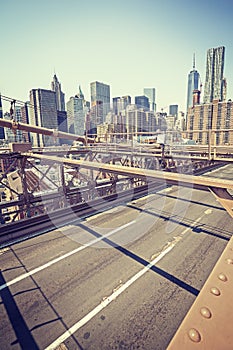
[{"x1": 1, "y1": 0, "x2": 233, "y2": 113}]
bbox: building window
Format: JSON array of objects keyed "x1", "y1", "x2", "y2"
[{"x1": 224, "y1": 132, "x2": 229, "y2": 144}]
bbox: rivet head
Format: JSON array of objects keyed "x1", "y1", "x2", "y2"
[
  {"x1": 200, "y1": 307, "x2": 212, "y2": 319},
  {"x1": 188, "y1": 328, "x2": 201, "y2": 342},
  {"x1": 218, "y1": 273, "x2": 228, "y2": 282},
  {"x1": 210, "y1": 287, "x2": 221, "y2": 296},
  {"x1": 226, "y1": 258, "x2": 233, "y2": 265}
]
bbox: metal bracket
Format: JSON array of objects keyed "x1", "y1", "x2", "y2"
[{"x1": 209, "y1": 187, "x2": 233, "y2": 218}]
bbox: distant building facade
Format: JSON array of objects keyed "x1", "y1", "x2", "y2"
[
  {"x1": 66, "y1": 95, "x2": 85, "y2": 136},
  {"x1": 90, "y1": 100, "x2": 103, "y2": 135},
  {"x1": 112, "y1": 95, "x2": 131, "y2": 115},
  {"x1": 51, "y1": 74, "x2": 65, "y2": 112},
  {"x1": 29, "y1": 88, "x2": 58, "y2": 147},
  {"x1": 57, "y1": 110, "x2": 68, "y2": 144},
  {"x1": 51, "y1": 74, "x2": 68, "y2": 144},
  {"x1": 125, "y1": 104, "x2": 156, "y2": 139},
  {"x1": 4, "y1": 107, "x2": 24, "y2": 142},
  {"x1": 135, "y1": 95, "x2": 149, "y2": 110},
  {"x1": 203, "y1": 46, "x2": 225, "y2": 103},
  {"x1": 186, "y1": 54, "x2": 200, "y2": 111},
  {"x1": 186, "y1": 99, "x2": 233, "y2": 145},
  {"x1": 20, "y1": 102, "x2": 30, "y2": 142},
  {"x1": 143, "y1": 88, "x2": 156, "y2": 112},
  {"x1": 90, "y1": 81, "x2": 110, "y2": 125},
  {"x1": 169, "y1": 104, "x2": 178, "y2": 117},
  {"x1": 156, "y1": 112, "x2": 167, "y2": 132},
  {"x1": 0, "y1": 95, "x2": 5, "y2": 140}
]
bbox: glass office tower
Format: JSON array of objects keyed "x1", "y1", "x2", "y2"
[
  {"x1": 143, "y1": 88, "x2": 156, "y2": 112},
  {"x1": 186, "y1": 54, "x2": 200, "y2": 112},
  {"x1": 143, "y1": 88, "x2": 156, "y2": 113},
  {"x1": 29, "y1": 89, "x2": 58, "y2": 147},
  {"x1": 90, "y1": 81, "x2": 110, "y2": 124},
  {"x1": 0, "y1": 95, "x2": 5, "y2": 140},
  {"x1": 169, "y1": 104, "x2": 178, "y2": 116},
  {"x1": 135, "y1": 95, "x2": 149, "y2": 110},
  {"x1": 51, "y1": 74, "x2": 65, "y2": 112},
  {"x1": 203, "y1": 46, "x2": 225, "y2": 103}
]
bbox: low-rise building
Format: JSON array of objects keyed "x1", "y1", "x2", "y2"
[{"x1": 186, "y1": 99, "x2": 233, "y2": 145}]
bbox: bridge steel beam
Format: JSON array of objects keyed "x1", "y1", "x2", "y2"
[
  {"x1": 0, "y1": 118, "x2": 95, "y2": 144},
  {"x1": 23, "y1": 152, "x2": 233, "y2": 218},
  {"x1": 167, "y1": 233, "x2": 233, "y2": 349}
]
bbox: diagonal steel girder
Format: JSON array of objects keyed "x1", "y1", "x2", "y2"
[
  {"x1": 23, "y1": 152, "x2": 233, "y2": 218},
  {"x1": 0, "y1": 118, "x2": 94, "y2": 144}
]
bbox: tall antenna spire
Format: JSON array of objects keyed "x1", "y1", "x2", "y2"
[{"x1": 193, "y1": 53, "x2": 196, "y2": 69}]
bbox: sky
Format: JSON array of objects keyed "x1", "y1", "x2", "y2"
[{"x1": 1, "y1": 0, "x2": 233, "y2": 114}]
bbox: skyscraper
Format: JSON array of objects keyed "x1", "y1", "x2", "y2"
[
  {"x1": 29, "y1": 89, "x2": 58, "y2": 147},
  {"x1": 112, "y1": 95, "x2": 131, "y2": 115},
  {"x1": 90, "y1": 81, "x2": 110, "y2": 124},
  {"x1": 186, "y1": 54, "x2": 200, "y2": 111},
  {"x1": 125, "y1": 104, "x2": 156, "y2": 138},
  {"x1": 4, "y1": 106, "x2": 23, "y2": 142},
  {"x1": 112, "y1": 97, "x2": 120, "y2": 115},
  {"x1": 169, "y1": 105, "x2": 178, "y2": 117},
  {"x1": 51, "y1": 74, "x2": 65, "y2": 111},
  {"x1": 66, "y1": 94, "x2": 85, "y2": 136},
  {"x1": 203, "y1": 46, "x2": 225, "y2": 103},
  {"x1": 20, "y1": 102, "x2": 30, "y2": 142},
  {"x1": 135, "y1": 95, "x2": 149, "y2": 110},
  {"x1": 143, "y1": 88, "x2": 156, "y2": 112},
  {"x1": 0, "y1": 95, "x2": 5, "y2": 140}
]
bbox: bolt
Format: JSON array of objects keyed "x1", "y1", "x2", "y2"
[
  {"x1": 225, "y1": 258, "x2": 233, "y2": 265},
  {"x1": 188, "y1": 328, "x2": 201, "y2": 342},
  {"x1": 200, "y1": 307, "x2": 212, "y2": 319},
  {"x1": 210, "y1": 287, "x2": 221, "y2": 296},
  {"x1": 218, "y1": 273, "x2": 228, "y2": 282}
]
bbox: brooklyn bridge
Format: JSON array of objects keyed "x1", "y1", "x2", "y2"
[{"x1": 0, "y1": 118, "x2": 233, "y2": 350}]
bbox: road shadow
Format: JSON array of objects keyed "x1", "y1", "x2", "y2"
[
  {"x1": 127, "y1": 204, "x2": 231, "y2": 240},
  {"x1": 0, "y1": 249, "x2": 84, "y2": 350},
  {"x1": 157, "y1": 192, "x2": 225, "y2": 212},
  {"x1": 77, "y1": 222, "x2": 199, "y2": 296},
  {"x1": 0, "y1": 270, "x2": 39, "y2": 349}
]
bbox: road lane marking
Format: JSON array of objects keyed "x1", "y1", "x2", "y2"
[
  {"x1": 0, "y1": 247, "x2": 9, "y2": 255},
  {"x1": 204, "y1": 209, "x2": 212, "y2": 215},
  {"x1": 204, "y1": 164, "x2": 229, "y2": 175},
  {"x1": 1, "y1": 209, "x2": 210, "y2": 349},
  {"x1": 0, "y1": 221, "x2": 135, "y2": 292},
  {"x1": 85, "y1": 205, "x2": 125, "y2": 221},
  {"x1": 45, "y1": 243, "x2": 175, "y2": 350},
  {"x1": 45, "y1": 210, "x2": 209, "y2": 349},
  {"x1": 0, "y1": 207, "x2": 210, "y2": 293},
  {"x1": 161, "y1": 187, "x2": 173, "y2": 193}
]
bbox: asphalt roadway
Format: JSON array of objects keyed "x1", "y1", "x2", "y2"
[{"x1": 0, "y1": 164, "x2": 232, "y2": 350}]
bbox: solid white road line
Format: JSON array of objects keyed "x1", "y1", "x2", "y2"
[
  {"x1": 0, "y1": 221, "x2": 136, "y2": 291},
  {"x1": 45, "y1": 243, "x2": 175, "y2": 350},
  {"x1": 204, "y1": 163, "x2": 229, "y2": 175},
  {"x1": 45, "y1": 211, "x2": 209, "y2": 349}
]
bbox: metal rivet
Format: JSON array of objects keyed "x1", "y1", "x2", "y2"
[
  {"x1": 218, "y1": 273, "x2": 228, "y2": 282},
  {"x1": 200, "y1": 307, "x2": 212, "y2": 319},
  {"x1": 188, "y1": 328, "x2": 201, "y2": 342},
  {"x1": 210, "y1": 287, "x2": 221, "y2": 296},
  {"x1": 226, "y1": 258, "x2": 233, "y2": 265}
]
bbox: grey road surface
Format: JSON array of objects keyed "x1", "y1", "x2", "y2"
[{"x1": 0, "y1": 164, "x2": 232, "y2": 350}]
